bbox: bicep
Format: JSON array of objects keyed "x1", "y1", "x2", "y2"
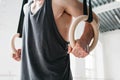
[
  {"x1": 63, "y1": 0, "x2": 98, "y2": 22},
  {"x1": 63, "y1": 0, "x2": 83, "y2": 17}
]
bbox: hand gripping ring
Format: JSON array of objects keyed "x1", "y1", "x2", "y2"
[
  {"x1": 69, "y1": 15, "x2": 99, "y2": 52},
  {"x1": 11, "y1": 33, "x2": 20, "y2": 53}
]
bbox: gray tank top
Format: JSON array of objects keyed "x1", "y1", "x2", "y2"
[{"x1": 21, "y1": 0, "x2": 73, "y2": 80}]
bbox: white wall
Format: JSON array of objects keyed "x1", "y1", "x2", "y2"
[
  {"x1": 100, "y1": 30, "x2": 120, "y2": 80},
  {"x1": 0, "y1": 0, "x2": 22, "y2": 80}
]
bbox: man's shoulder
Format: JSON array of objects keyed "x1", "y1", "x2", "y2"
[
  {"x1": 52, "y1": 0, "x2": 65, "y2": 5},
  {"x1": 52, "y1": 0, "x2": 81, "y2": 8}
]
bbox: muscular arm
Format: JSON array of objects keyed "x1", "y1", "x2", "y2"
[
  {"x1": 58, "y1": 0, "x2": 99, "y2": 57},
  {"x1": 59, "y1": 0, "x2": 98, "y2": 45}
]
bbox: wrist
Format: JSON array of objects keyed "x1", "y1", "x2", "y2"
[{"x1": 80, "y1": 31, "x2": 94, "y2": 45}]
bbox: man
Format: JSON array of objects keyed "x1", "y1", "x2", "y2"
[{"x1": 13, "y1": 0, "x2": 98, "y2": 80}]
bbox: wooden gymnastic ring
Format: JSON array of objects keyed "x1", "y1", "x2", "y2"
[
  {"x1": 69, "y1": 15, "x2": 99, "y2": 52},
  {"x1": 11, "y1": 33, "x2": 20, "y2": 53}
]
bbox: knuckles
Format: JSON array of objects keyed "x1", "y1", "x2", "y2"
[{"x1": 12, "y1": 49, "x2": 21, "y2": 61}]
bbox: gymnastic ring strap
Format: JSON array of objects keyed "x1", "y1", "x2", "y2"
[
  {"x1": 17, "y1": 0, "x2": 28, "y2": 38},
  {"x1": 11, "y1": 33, "x2": 20, "y2": 53},
  {"x1": 83, "y1": 0, "x2": 93, "y2": 22},
  {"x1": 69, "y1": 15, "x2": 99, "y2": 52}
]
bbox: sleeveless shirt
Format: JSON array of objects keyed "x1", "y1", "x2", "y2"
[{"x1": 21, "y1": 0, "x2": 73, "y2": 80}]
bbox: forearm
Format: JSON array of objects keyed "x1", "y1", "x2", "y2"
[
  {"x1": 79, "y1": 12, "x2": 98, "y2": 44},
  {"x1": 80, "y1": 22, "x2": 94, "y2": 45}
]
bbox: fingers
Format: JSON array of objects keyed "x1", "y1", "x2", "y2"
[
  {"x1": 71, "y1": 43, "x2": 89, "y2": 58},
  {"x1": 12, "y1": 49, "x2": 21, "y2": 61},
  {"x1": 67, "y1": 44, "x2": 72, "y2": 54},
  {"x1": 71, "y1": 45, "x2": 84, "y2": 58}
]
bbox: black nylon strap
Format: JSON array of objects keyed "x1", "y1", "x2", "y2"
[
  {"x1": 17, "y1": 0, "x2": 28, "y2": 38},
  {"x1": 83, "y1": 0, "x2": 93, "y2": 22},
  {"x1": 83, "y1": 0, "x2": 88, "y2": 15}
]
